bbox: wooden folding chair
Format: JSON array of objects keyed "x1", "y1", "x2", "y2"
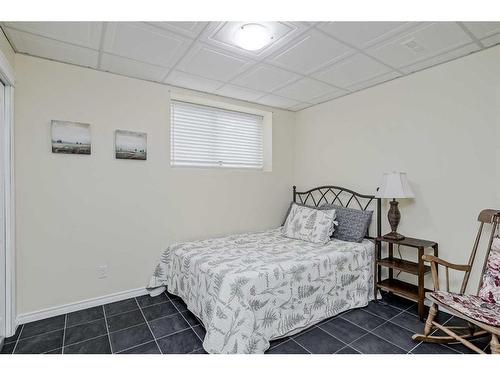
[{"x1": 412, "y1": 209, "x2": 500, "y2": 354}]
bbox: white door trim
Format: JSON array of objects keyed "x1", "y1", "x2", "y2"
[
  {"x1": 3, "y1": 85, "x2": 15, "y2": 337},
  {"x1": 0, "y1": 45, "x2": 16, "y2": 337},
  {"x1": 0, "y1": 49, "x2": 14, "y2": 86}
]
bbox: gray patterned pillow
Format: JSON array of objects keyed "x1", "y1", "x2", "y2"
[{"x1": 320, "y1": 204, "x2": 372, "y2": 242}]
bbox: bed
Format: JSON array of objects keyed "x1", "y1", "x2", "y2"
[{"x1": 147, "y1": 185, "x2": 381, "y2": 354}]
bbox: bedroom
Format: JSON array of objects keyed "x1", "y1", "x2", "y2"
[{"x1": 1, "y1": 0, "x2": 500, "y2": 371}]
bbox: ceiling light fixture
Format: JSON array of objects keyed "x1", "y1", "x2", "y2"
[{"x1": 234, "y1": 23, "x2": 273, "y2": 51}]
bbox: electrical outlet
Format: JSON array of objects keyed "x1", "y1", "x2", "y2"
[{"x1": 97, "y1": 265, "x2": 108, "y2": 279}]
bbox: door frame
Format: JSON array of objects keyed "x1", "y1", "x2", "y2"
[{"x1": 0, "y1": 45, "x2": 16, "y2": 338}]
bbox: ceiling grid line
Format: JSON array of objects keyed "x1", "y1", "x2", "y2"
[
  {"x1": 456, "y1": 22, "x2": 485, "y2": 48},
  {"x1": 160, "y1": 22, "x2": 212, "y2": 83},
  {"x1": 96, "y1": 22, "x2": 108, "y2": 69},
  {"x1": 0, "y1": 24, "x2": 17, "y2": 53},
  {"x1": 396, "y1": 42, "x2": 480, "y2": 74},
  {"x1": 311, "y1": 24, "x2": 406, "y2": 75},
  {"x1": 2, "y1": 23, "x2": 101, "y2": 52}
]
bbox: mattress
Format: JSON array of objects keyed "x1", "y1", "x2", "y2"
[{"x1": 147, "y1": 228, "x2": 375, "y2": 353}]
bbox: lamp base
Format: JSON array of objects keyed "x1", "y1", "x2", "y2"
[
  {"x1": 384, "y1": 199, "x2": 405, "y2": 241},
  {"x1": 383, "y1": 232, "x2": 406, "y2": 241}
]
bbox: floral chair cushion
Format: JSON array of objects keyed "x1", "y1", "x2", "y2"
[
  {"x1": 478, "y1": 237, "x2": 500, "y2": 304},
  {"x1": 430, "y1": 291, "x2": 500, "y2": 327}
]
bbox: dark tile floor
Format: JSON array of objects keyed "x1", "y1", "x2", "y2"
[{"x1": 0, "y1": 291, "x2": 491, "y2": 354}]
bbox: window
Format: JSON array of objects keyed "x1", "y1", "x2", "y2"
[{"x1": 170, "y1": 100, "x2": 264, "y2": 169}]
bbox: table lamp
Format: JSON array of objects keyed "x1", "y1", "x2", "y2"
[{"x1": 376, "y1": 172, "x2": 415, "y2": 241}]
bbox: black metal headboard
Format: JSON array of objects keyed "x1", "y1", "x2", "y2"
[{"x1": 292, "y1": 185, "x2": 381, "y2": 239}]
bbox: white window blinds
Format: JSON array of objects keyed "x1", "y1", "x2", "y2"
[{"x1": 170, "y1": 100, "x2": 264, "y2": 169}]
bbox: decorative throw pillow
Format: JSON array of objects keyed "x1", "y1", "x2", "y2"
[
  {"x1": 281, "y1": 202, "x2": 316, "y2": 226},
  {"x1": 320, "y1": 204, "x2": 373, "y2": 243},
  {"x1": 282, "y1": 203, "x2": 336, "y2": 244},
  {"x1": 478, "y1": 237, "x2": 500, "y2": 304}
]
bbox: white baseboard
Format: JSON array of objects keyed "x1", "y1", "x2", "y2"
[{"x1": 16, "y1": 287, "x2": 148, "y2": 326}]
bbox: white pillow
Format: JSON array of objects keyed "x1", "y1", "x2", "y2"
[{"x1": 282, "y1": 203, "x2": 336, "y2": 244}]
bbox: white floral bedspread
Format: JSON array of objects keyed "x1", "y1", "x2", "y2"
[{"x1": 147, "y1": 228, "x2": 375, "y2": 354}]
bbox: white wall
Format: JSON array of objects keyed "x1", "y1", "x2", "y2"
[
  {"x1": 14, "y1": 55, "x2": 295, "y2": 314},
  {"x1": 13, "y1": 44, "x2": 500, "y2": 315},
  {"x1": 294, "y1": 45, "x2": 500, "y2": 292}
]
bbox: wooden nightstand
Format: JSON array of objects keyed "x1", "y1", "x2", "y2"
[{"x1": 374, "y1": 236, "x2": 438, "y2": 320}]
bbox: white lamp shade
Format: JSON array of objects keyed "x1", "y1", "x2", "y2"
[{"x1": 376, "y1": 172, "x2": 415, "y2": 199}]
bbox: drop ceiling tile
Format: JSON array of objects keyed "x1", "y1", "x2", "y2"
[
  {"x1": 255, "y1": 94, "x2": 300, "y2": 109},
  {"x1": 100, "y1": 53, "x2": 168, "y2": 82},
  {"x1": 288, "y1": 102, "x2": 313, "y2": 111},
  {"x1": 312, "y1": 53, "x2": 392, "y2": 88},
  {"x1": 215, "y1": 84, "x2": 265, "y2": 102},
  {"x1": 146, "y1": 22, "x2": 208, "y2": 39},
  {"x1": 267, "y1": 29, "x2": 353, "y2": 74},
  {"x1": 4, "y1": 22, "x2": 102, "y2": 49},
  {"x1": 5, "y1": 21, "x2": 496, "y2": 110},
  {"x1": 307, "y1": 89, "x2": 347, "y2": 105},
  {"x1": 231, "y1": 64, "x2": 301, "y2": 92},
  {"x1": 346, "y1": 70, "x2": 401, "y2": 92},
  {"x1": 274, "y1": 77, "x2": 339, "y2": 102},
  {"x1": 366, "y1": 22, "x2": 473, "y2": 68},
  {"x1": 5, "y1": 28, "x2": 98, "y2": 68},
  {"x1": 176, "y1": 43, "x2": 255, "y2": 81},
  {"x1": 199, "y1": 22, "x2": 311, "y2": 59},
  {"x1": 400, "y1": 43, "x2": 480, "y2": 74},
  {"x1": 165, "y1": 70, "x2": 223, "y2": 93},
  {"x1": 103, "y1": 22, "x2": 191, "y2": 67},
  {"x1": 316, "y1": 22, "x2": 420, "y2": 49},
  {"x1": 481, "y1": 32, "x2": 500, "y2": 47},
  {"x1": 462, "y1": 22, "x2": 500, "y2": 39}
]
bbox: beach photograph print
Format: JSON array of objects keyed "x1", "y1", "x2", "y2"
[
  {"x1": 115, "y1": 130, "x2": 147, "y2": 160},
  {"x1": 51, "y1": 120, "x2": 91, "y2": 155}
]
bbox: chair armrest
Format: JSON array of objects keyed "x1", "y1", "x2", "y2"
[
  {"x1": 421, "y1": 255, "x2": 471, "y2": 272},
  {"x1": 422, "y1": 255, "x2": 471, "y2": 292}
]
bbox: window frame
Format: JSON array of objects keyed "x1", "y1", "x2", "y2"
[{"x1": 169, "y1": 93, "x2": 272, "y2": 172}]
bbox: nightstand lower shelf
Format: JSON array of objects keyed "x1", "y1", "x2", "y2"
[
  {"x1": 376, "y1": 279, "x2": 432, "y2": 302},
  {"x1": 377, "y1": 257, "x2": 431, "y2": 275}
]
